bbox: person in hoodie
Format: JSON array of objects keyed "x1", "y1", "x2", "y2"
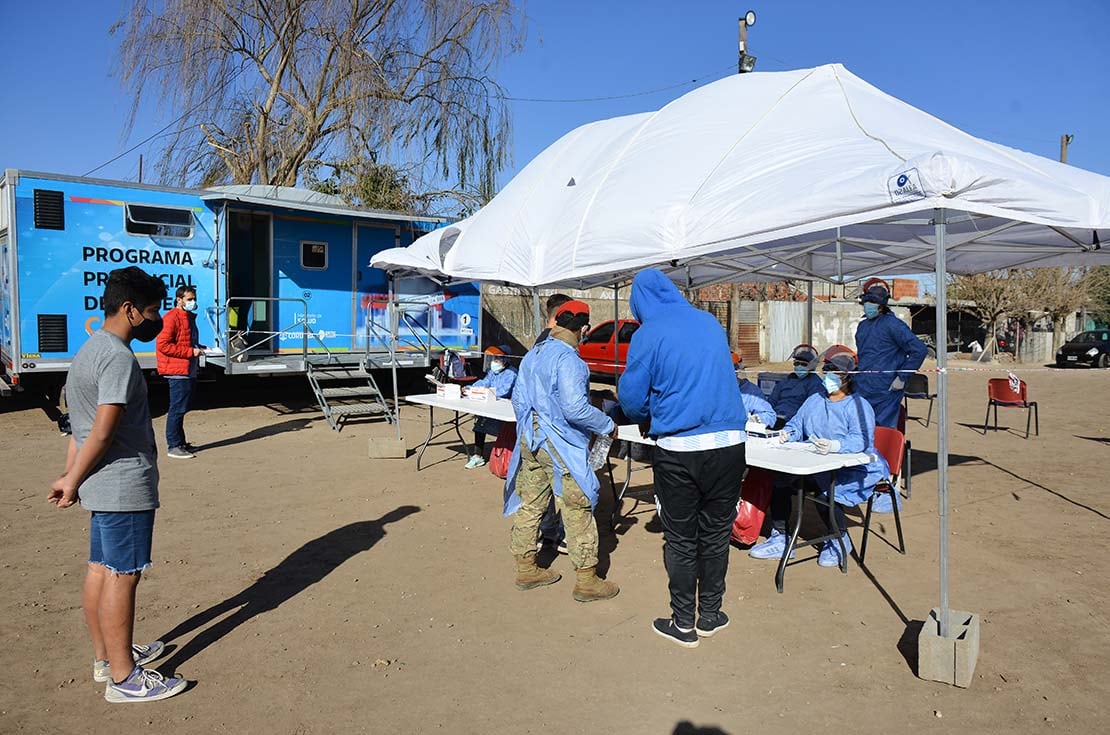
[
  {"x1": 504, "y1": 300, "x2": 620, "y2": 603},
  {"x1": 619, "y1": 269, "x2": 747, "y2": 649},
  {"x1": 855, "y1": 280, "x2": 926, "y2": 513},
  {"x1": 463, "y1": 346, "x2": 517, "y2": 469},
  {"x1": 748, "y1": 350, "x2": 888, "y2": 568},
  {"x1": 769, "y1": 344, "x2": 825, "y2": 428},
  {"x1": 736, "y1": 352, "x2": 776, "y2": 426}
]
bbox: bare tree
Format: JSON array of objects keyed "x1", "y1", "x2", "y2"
[
  {"x1": 1019, "y1": 267, "x2": 1089, "y2": 352},
  {"x1": 113, "y1": 0, "x2": 524, "y2": 213},
  {"x1": 950, "y1": 270, "x2": 1021, "y2": 342}
]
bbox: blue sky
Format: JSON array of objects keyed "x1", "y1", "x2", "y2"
[{"x1": 2, "y1": 0, "x2": 1108, "y2": 190}]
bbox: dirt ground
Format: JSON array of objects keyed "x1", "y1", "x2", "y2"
[{"x1": 1, "y1": 362, "x2": 1108, "y2": 734}]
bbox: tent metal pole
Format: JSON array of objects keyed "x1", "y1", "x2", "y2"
[
  {"x1": 389, "y1": 275, "x2": 401, "y2": 441},
  {"x1": 805, "y1": 280, "x2": 814, "y2": 345},
  {"x1": 934, "y1": 208, "x2": 951, "y2": 638},
  {"x1": 835, "y1": 228, "x2": 844, "y2": 283},
  {"x1": 531, "y1": 288, "x2": 542, "y2": 338},
  {"x1": 613, "y1": 284, "x2": 620, "y2": 378}
]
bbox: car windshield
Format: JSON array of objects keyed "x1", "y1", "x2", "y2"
[{"x1": 1072, "y1": 331, "x2": 1110, "y2": 344}]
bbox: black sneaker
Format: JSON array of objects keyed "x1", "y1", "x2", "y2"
[
  {"x1": 652, "y1": 617, "x2": 699, "y2": 648},
  {"x1": 696, "y1": 611, "x2": 730, "y2": 638}
]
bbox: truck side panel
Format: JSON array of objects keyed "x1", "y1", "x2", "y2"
[{"x1": 12, "y1": 175, "x2": 216, "y2": 372}]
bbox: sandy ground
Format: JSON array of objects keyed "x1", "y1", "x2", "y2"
[{"x1": 1, "y1": 362, "x2": 1108, "y2": 734}]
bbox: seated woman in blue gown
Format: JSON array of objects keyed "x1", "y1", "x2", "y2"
[{"x1": 748, "y1": 349, "x2": 889, "y2": 568}]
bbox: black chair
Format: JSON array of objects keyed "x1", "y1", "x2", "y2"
[{"x1": 902, "y1": 372, "x2": 936, "y2": 427}]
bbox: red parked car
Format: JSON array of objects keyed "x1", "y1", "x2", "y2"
[{"x1": 578, "y1": 319, "x2": 640, "y2": 375}]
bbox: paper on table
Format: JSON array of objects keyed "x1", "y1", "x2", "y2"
[{"x1": 771, "y1": 441, "x2": 818, "y2": 452}]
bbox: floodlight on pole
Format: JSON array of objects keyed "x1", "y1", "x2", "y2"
[{"x1": 738, "y1": 10, "x2": 757, "y2": 74}]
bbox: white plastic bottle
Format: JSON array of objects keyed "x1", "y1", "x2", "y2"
[{"x1": 588, "y1": 433, "x2": 614, "y2": 470}]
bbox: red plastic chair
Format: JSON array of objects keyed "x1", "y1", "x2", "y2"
[
  {"x1": 860, "y1": 426, "x2": 907, "y2": 565},
  {"x1": 984, "y1": 378, "x2": 1038, "y2": 439}
]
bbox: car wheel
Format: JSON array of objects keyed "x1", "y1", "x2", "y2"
[
  {"x1": 926, "y1": 346, "x2": 936, "y2": 360},
  {"x1": 1098, "y1": 353, "x2": 1109, "y2": 369}
]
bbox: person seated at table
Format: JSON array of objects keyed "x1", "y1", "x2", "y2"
[
  {"x1": 464, "y1": 346, "x2": 517, "y2": 469},
  {"x1": 769, "y1": 343, "x2": 825, "y2": 429},
  {"x1": 736, "y1": 352, "x2": 776, "y2": 426},
  {"x1": 748, "y1": 350, "x2": 888, "y2": 568}
]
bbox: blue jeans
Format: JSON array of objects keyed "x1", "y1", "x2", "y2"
[
  {"x1": 89, "y1": 510, "x2": 156, "y2": 574},
  {"x1": 166, "y1": 377, "x2": 196, "y2": 449}
]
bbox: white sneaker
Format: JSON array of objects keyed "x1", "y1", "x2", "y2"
[
  {"x1": 94, "y1": 641, "x2": 166, "y2": 682},
  {"x1": 104, "y1": 666, "x2": 187, "y2": 703},
  {"x1": 464, "y1": 455, "x2": 486, "y2": 469}
]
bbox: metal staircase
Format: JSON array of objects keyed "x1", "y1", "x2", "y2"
[{"x1": 307, "y1": 364, "x2": 396, "y2": 432}]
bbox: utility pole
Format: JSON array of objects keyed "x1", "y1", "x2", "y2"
[
  {"x1": 138, "y1": 154, "x2": 143, "y2": 184},
  {"x1": 1059, "y1": 134, "x2": 1073, "y2": 164},
  {"x1": 738, "y1": 10, "x2": 757, "y2": 73}
]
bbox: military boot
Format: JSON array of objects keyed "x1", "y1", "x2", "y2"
[
  {"x1": 572, "y1": 566, "x2": 620, "y2": 602},
  {"x1": 514, "y1": 554, "x2": 561, "y2": 590}
]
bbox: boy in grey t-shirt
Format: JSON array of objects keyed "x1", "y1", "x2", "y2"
[{"x1": 48, "y1": 266, "x2": 188, "y2": 703}]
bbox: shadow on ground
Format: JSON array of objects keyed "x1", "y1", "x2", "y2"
[{"x1": 157, "y1": 505, "x2": 420, "y2": 673}]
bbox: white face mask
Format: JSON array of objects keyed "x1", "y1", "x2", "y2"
[
  {"x1": 823, "y1": 374, "x2": 843, "y2": 394},
  {"x1": 182, "y1": 299, "x2": 198, "y2": 312},
  {"x1": 490, "y1": 361, "x2": 505, "y2": 373}
]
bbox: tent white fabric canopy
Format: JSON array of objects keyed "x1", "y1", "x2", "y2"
[
  {"x1": 372, "y1": 64, "x2": 1110, "y2": 646},
  {"x1": 372, "y1": 64, "x2": 1110, "y2": 288}
]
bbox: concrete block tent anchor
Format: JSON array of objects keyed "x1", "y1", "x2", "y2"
[{"x1": 371, "y1": 63, "x2": 1110, "y2": 686}]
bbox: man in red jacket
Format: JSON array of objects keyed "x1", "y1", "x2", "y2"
[{"x1": 156, "y1": 286, "x2": 203, "y2": 459}]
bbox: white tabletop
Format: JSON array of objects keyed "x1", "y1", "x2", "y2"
[
  {"x1": 617, "y1": 425, "x2": 871, "y2": 476},
  {"x1": 405, "y1": 395, "x2": 871, "y2": 476},
  {"x1": 405, "y1": 394, "x2": 516, "y2": 422}
]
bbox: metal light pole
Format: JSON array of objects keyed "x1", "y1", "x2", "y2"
[{"x1": 738, "y1": 10, "x2": 757, "y2": 73}]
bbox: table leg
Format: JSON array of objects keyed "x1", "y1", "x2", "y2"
[
  {"x1": 452, "y1": 411, "x2": 472, "y2": 456},
  {"x1": 775, "y1": 484, "x2": 805, "y2": 593},
  {"x1": 827, "y1": 480, "x2": 848, "y2": 575},
  {"x1": 416, "y1": 406, "x2": 435, "y2": 471}
]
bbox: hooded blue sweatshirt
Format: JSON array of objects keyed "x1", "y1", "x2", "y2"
[{"x1": 618, "y1": 269, "x2": 746, "y2": 439}]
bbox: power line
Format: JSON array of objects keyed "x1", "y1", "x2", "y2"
[
  {"x1": 499, "y1": 63, "x2": 738, "y2": 103},
  {"x1": 83, "y1": 64, "x2": 249, "y2": 178}
]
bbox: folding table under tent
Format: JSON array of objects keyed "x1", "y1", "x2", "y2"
[{"x1": 371, "y1": 64, "x2": 1110, "y2": 665}]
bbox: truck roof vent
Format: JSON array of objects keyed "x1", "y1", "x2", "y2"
[
  {"x1": 33, "y1": 189, "x2": 65, "y2": 230},
  {"x1": 37, "y1": 314, "x2": 69, "y2": 353}
]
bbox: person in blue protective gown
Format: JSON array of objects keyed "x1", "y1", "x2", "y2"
[
  {"x1": 736, "y1": 353, "x2": 776, "y2": 426},
  {"x1": 769, "y1": 344, "x2": 825, "y2": 428},
  {"x1": 463, "y1": 346, "x2": 517, "y2": 469},
  {"x1": 855, "y1": 280, "x2": 926, "y2": 512},
  {"x1": 503, "y1": 300, "x2": 620, "y2": 602},
  {"x1": 748, "y1": 351, "x2": 889, "y2": 569}
]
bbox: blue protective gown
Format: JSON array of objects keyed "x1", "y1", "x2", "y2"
[
  {"x1": 783, "y1": 392, "x2": 889, "y2": 507},
  {"x1": 739, "y1": 379, "x2": 777, "y2": 426},
  {"x1": 471, "y1": 366, "x2": 517, "y2": 435},
  {"x1": 855, "y1": 312, "x2": 928, "y2": 428},
  {"x1": 769, "y1": 371, "x2": 824, "y2": 423},
  {"x1": 503, "y1": 338, "x2": 615, "y2": 515}
]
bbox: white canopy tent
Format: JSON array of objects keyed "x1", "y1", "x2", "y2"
[{"x1": 371, "y1": 64, "x2": 1110, "y2": 643}]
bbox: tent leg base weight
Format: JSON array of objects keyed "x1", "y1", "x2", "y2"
[
  {"x1": 918, "y1": 607, "x2": 980, "y2": 688},
  {"x1": 368, "y1": 436, "x2": 407, "y2": 459}
]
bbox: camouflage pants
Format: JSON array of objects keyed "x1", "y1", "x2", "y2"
[{"x1": 509, "y1": 438, "x2": 598, "y2": 570}]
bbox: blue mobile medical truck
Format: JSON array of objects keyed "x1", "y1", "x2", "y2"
[{"x1": 0, "y1": 169, "x2": 480, "y2": 400}]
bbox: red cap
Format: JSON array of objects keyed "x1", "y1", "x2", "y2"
[{"x1": 555, "y1": 299, "x2": 590, "y2": 318}]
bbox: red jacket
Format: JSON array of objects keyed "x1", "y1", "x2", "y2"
[{"x1": 156, "y1": 308, "x2": 198, "y2": 376}]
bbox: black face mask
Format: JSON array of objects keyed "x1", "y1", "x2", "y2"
[{"x1": 128, "y1": 308, "x2": 163, "y2": 343}]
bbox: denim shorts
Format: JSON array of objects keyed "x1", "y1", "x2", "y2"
[{"x1": 89, "y1": 510, "x2": 156, "y2": 574}]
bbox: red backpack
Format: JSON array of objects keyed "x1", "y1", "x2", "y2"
[
  {"x1": 731, "y1": 468, "x2": 774, "y2": 545},
  {"x1": 488, "y1": 423, "x2": 517, "y2": 479}
]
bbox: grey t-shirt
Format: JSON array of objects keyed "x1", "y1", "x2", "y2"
[{"x1": 67, "y1": 330, "x2": 159, "y2": 511}]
